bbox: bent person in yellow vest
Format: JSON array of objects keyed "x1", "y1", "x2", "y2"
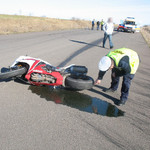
[{"x1": 95, "y1": 48, "x2": 140, "y2": 106}]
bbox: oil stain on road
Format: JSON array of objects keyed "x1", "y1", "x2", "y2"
[{"x1": 28, "y1": 85, "x2": 124, "y2": 117}]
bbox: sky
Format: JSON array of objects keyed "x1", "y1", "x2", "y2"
[{"x1": 0, "y1": 0, "x2": 150, "y2": 25}]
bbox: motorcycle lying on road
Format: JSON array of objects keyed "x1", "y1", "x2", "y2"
[{"x1": 0, "y1": 56, "x2": 94, "y2": 90}]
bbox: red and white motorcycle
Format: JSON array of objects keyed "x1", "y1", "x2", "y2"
[{"x1": 0, "y1": 56, "x2": 94, "y2": 90}]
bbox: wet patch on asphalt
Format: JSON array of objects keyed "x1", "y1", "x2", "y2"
[{"x1": 28, "y1": 85, "x2": 124, "y2": 117}]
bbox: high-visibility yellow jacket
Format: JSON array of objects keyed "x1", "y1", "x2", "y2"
[{"x1": 107, "y1": 48, "x2": 139, "y2": 74}]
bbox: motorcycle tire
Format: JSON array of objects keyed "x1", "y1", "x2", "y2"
[
  {"x1": 65, "y1": 75, "x2": 94, "y2": 90},
  {"x1": 0, "y1": 66, "x2": 27, "y2": 80}
]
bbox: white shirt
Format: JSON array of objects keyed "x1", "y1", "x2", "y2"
[{"x1": 103, "y1": 22, "x2": 114, "y2": 35}]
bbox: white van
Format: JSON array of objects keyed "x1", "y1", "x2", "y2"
[{"x1": 124, "y1": 17, "x2": 136, "y2": 33}]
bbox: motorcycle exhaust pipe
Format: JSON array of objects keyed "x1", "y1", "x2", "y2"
[{"x1": 70, "y1": 66, "x2": 87, "y2": 74}]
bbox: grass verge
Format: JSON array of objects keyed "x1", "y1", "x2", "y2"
[
  {"x1": 140, "y1": 26, "x2": 150, "y2": 47},
  {"x1": 0, "y1": 14, "x2": 91, "y2": 34}
]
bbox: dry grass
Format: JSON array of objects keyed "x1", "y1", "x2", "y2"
[
  {"x1": 0, "y1": 14, "x2": 91, "y2": 34},
  {"x1": 140, "y1": 26, "x2": 150, "y2": 47}
]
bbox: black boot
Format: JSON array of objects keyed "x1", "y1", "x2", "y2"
[
  {"x1": 116, "y1": 99, "x2": 126, "y2": 106},
  {"x1": 103, "y1": 88, "x2": 116, "y2": 93}
]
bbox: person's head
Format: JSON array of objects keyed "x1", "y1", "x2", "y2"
[
  {"x1": 107, "y1": 17, "x2": 113, "y2": 23},
  {"x1": 98, "y1": 56, "x2": 114, "y2": 71}
]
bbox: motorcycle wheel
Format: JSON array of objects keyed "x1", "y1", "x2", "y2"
[
  {"x1": 65, "y1": 75, "x2": 94, "y2": 90},
  {"x1": 0, "y1": 66, "x2": 27, "y2": 79}
]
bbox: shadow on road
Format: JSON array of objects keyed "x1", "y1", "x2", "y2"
[
  {"x1": 28, "y1": 85, "x2": 124, "y2": 117},
  {"x1": 89, "y1": 85, "x2": 120, "y2": 105},
  {"x1": 70, "y1": 39, "x2": 102, "y2": 47},
  {"x1": 58, "y1": 32, "x2": 118, "y2": 67},
  {"x1": 58, "y1": 38, "x2": 103, "y2": 67},
  {"x1": 0, "y1": 78, "x2": 12, "y2": 82}
]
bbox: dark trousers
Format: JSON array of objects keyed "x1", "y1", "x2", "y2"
[
  {"x1": 101, "y1": 25, "x2": 103, "y2": 30},
  {"x1": 103, "y1": 32, "x2": 113, "y2": 48},
  {"x1": 92, "y1": 25, "x2": 94, "y2": 30},
  {"x1": 110, "y1": 69, "x2": 134, "y2": 101}
]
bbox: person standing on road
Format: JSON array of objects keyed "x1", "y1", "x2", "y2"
[
  {"x1": 100, "y1": 19, "x2": 104, "y2": 30},
  {"x1": 97, "y1": 21, "x2": 100, "y2": 30},
  {"x1": 95, "y1": 48, "x2": 140, "y2": 106},
  {"x1": 92, "y1": 19, "x2": 95, "y2": 30},
  {"x1": 102, "y1": 17, "x2": 114, "y2": 49}
]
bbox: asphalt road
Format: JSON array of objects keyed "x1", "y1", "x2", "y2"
[{"x1": 0, "y1": 29, "x2": 150, "y2": 150}]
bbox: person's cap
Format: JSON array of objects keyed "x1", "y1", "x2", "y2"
[{"x1": 98, "y1": 56, "x2": 111, "y2": 71}]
